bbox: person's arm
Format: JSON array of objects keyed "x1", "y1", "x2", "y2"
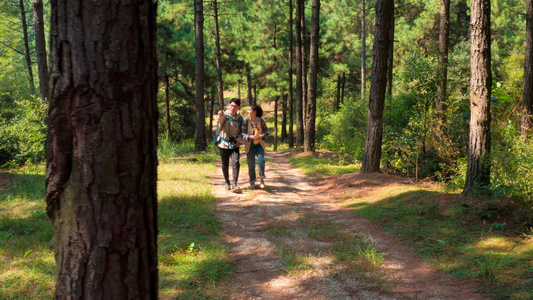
[{"x1": 241, "y1": 118, "x2": 251, "y2": 141}]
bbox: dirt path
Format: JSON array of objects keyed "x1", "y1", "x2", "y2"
[{"x1": 211, "y1": 151, "x2": 487, "y2": 299}]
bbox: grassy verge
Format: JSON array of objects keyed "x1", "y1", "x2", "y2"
[
  {"x1": 0, "y1": 141, "x2": 232, "y2": 299},
  {"x1": 287, "y1": 152, "x2": 533, "y2": 300},
  {"x1": 287, "y1": 150, "x2": 359, "y2": 177}
]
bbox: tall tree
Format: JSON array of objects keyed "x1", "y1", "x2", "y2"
[
  {"x1": 46, "y1": 0, "x2": 158, "y2": 297},
  {"x1": 436, "y1": 0, "x2": 450, "y2": 137},
  {"x1": 522, "y1": 0, "x2": 533, "y2": 138},
  {"x1": 32, "y1": 0, "x2": 49, "y2": 103},
  {"x1": 464, "y1": 0, "x2": 491, "y2": 194},
  {"x1": 361, "y1": 0, "x2": 366, "y2": 100},
  {"x1": 304, "y1": 0, "x2": 320, "y2": 152},
  {"x1": 195, "y1": 0, "x2": 207, "y2": 150},
  {"x1": 213, "y1": 0, "x2": 224, "y2": 109},
  {"x1": 295, "y1": 0, "x2": 304, "y2": 149},
  {"x1": 288, "y1": 0, "x2": 295, "y2": 148},
  {"x1": 300, "y1": 0, "x2": 308, "y2": 130},
  {"x1": 362, "y1": 0, "x2": 394, "y2": 173},
  {"x1": 19, "y1": 0, "x2": 35, "y2": 94}
]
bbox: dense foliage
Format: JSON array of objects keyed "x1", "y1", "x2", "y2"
[{"x1": 0, "y1": 0, "x2": 532, "y2": 219}]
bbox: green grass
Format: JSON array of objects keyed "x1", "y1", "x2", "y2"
[
  {"x1": 286, "y1": 151, "x2": 533, "y2": 300},
  {"x1": 288, "y1": 151, "x2": 359, "y2": 178},
  {"x1": 0, "y1": 140, "x2": 233, "y2": 299},
  {"x1": 0, "y1": 166, "x2": 54, "y2": 299}
]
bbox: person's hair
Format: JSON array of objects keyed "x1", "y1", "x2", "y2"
[
  {"x1": 229, "y1": 98, "x2": 241, "y2": 107},
  {"x1": 250, "y1": 104, "x2": 263, "y2": 118}
]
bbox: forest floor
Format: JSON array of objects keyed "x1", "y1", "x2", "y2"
[{"x1": 210, "y1": 150, "x2": 488, "y2": 299}]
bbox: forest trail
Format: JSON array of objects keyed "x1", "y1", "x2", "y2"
[{"x1": 210, "y1": 150, "x2": 487, "y2": 299}]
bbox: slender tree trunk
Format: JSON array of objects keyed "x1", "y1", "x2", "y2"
[
  {"x1": 304, "y1": 0, "x2": 319, "y2": 152},
  {"x1": 209, "y1": 87, "x2": 215, "y2": 139},
  {"x1": 274, "y1": 96, "x2": 279, "y2": 151},
  {"x1": 19, "y1": 0, "x2": 36, "y2": 94},
  {"x1": 341, "y1": 72, "x2": 346, "y2": 105},
  {"x1": 253, "y1": 84, "x2": 257, "y2": 106},
  {"x1": 301, "y1": 0, "x2": 308, "y2": 131},
  {"x1": 247, "y1": 65, "x2": 252, "y2": 105},
  {"x1": 32, "y1": 0, "x2": 49, "y2": 103},
  {"x1": 195, "y1": 0, "x2": 207, "y2": 150},
  {"x1": 436, "y1": 0, "x2": 450, "y2": 137},
  {"x1": 522, "y1": 0, "x2": 533, "y2": 138},
  {"x1": 213, "y1": 0, "x2": 224, "y2": 109},
  {"x1": 165, "y1": 67, "x2": 171, "y2": 140},
  {"x1": 464, "y1": 0, "x2": 491, "y2": 194},
  {"x1": 362, "y1": 0, "x2": 394, "y2": 173},
  {"x1": 361, "y1": 0, "x2": 366, "y2": 100},
  {"x1": 336, "y1": 74, "x2": 341, "y2": 111},
  {"x1": 289, "y1": 0, "x2": 295, "y2": 148},
  {"x1": 386, "y1": 11, "x2": 394, "y2": 97},
  {"x1": 46, "y1": 0, "x2": 158, "y2": 298},
  {"x1": 295, "y1": 0, "x2": 304, "y2": 149},
  {"x1": 282, "y1": 93, "x2": 287, "y2": 143}
]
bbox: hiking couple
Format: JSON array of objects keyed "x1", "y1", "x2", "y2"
[{"x1": 215, "y1": 98, "x2": 269, "y2": 192}]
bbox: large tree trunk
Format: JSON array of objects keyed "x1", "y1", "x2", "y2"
[
  {"x1": 464, "y1": 0, "x2": 491, "y2": 194},
  {"x1": 213, "y1": 0, "x2": 224, "y2": 109},
  {"x1": 195, "y1": 0, "x2": 207, "y2": 150},
  {"x1": 288, "y1": 0, "x2": 295, "y2": 148},
  {"x1": 522, "y1": 0, "x2": 533, "y2": 138},
  {"x1": 304, "y1": 0, "x2": 319, "y2": 152},
  {"x1": 32, "y1": 0, "x2": 49, "y2": 103},
  {"x1": 46, "y1": 1, "x2": 159, "y2": 298},
  {"x1": 362, "y1": 0, "x2": 394, "y2": 173},
  {"x1": 19, "y1": 0, "x2": 36, "y2": 94},
  {"x1": 295, "y1": 0, "x2": 304, "y2": 149},
  {"x1": 361, "y1": 0, "x2": 366, "y2": 100},
  {"x1": 436, "y1": 0, "x2": 450, "y2": 137}
]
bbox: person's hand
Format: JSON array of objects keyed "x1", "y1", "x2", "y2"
[
  {"x1": 218, "y1": 110, "x2": 224, "y2": 116},
  {"x1": 249, "y1": 135, "x2": 256, "y2": 140}
]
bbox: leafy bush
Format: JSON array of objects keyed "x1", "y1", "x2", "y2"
[
  {"x1": 0, "y1": 96, "x2": 46, "y2": 167},
  {"x1": 320, "y1": 96, "x2": 367, "y2": 160}
]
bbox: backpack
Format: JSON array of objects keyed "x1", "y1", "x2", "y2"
[{"x1": 212, "y1": 114, "x2": 243, "y2": 149}]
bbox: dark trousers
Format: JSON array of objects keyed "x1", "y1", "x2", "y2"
[{"x1": 219, "y1": 147, "x2": 240, "y2": 184}]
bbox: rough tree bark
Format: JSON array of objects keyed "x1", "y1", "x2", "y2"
[
  {"x1": 464, "y1": 0, "x2": 491, "y2": 194},
  {"x1": 304, "y1": 0, "x2": 320, "y2": 152},
  {"x1": 361, "y1": 0, "x2": 394, "y2": 173},
  {"x1": 436, "y1": 0, "x2": 450, "y2": 137},
  {"x1": 19, "y1": 0, "x2": 36, "y2": 94},
  {"x1": 522, "y1": 0, "x2": 533, "y2": 138},
  {"x1": 46, "y1": 0, "x2": 158, "y2": 298},
  {"x1": 32, "y1": 0, "x2": 49, "y2": 103},
  {"x1": 195, "y1": 0, "x2": 207, "y2": 150}
]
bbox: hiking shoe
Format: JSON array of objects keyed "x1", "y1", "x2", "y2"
[
  {"x1": 249, "y1": 182, "x2": 256, "y2": 189},
  {"x1": 259, "y1": 179, "x2": 265, "y2": 189},
  {"x1": 232, "y1": 182, "x2": 241, "y2": 190},
  {"x1": 225, "y1": 183, "x2": 231, "y2": 190}
]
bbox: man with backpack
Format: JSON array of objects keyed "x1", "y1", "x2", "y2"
[{"x1": 215, "y1": 98, "x2": 244, "y2": 191}]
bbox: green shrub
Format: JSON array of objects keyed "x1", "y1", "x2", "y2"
[{"x1": 0, "y1": 96, "x2": 46, "y2": 167}]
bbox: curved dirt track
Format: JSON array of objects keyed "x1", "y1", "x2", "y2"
[{"x1": 211, "y1": 150, "x2": 487, "y2": 299}]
